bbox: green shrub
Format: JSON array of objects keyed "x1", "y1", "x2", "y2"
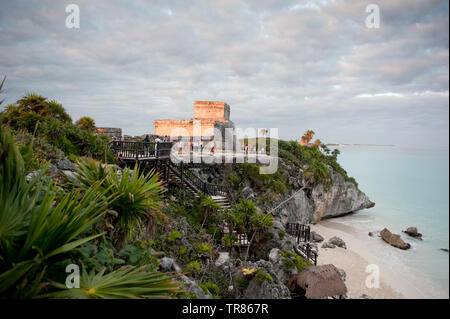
[
  {"x1": 168, "y1": 230, "x2": 181, "y2": 242},
  {"x1": 199, "y1": 281, "x2": 219, "y2": 295},
  {"x1": 195, "y1": 242, "x2": 213, "y2": 255},
  {"x1": 235, "y1": 278, "x2": 250, "y2": 290},
  {"x1": 186, "y1": 261, "x2": 202, "y2": 274},
  {"x1": 279, "y1": 249, "x2": 310, "y2": 273},
  {"x1": 255, "y1": 268, "x2": 273, "y2": 285}
]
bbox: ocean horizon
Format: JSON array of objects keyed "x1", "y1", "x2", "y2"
[{"x1": 329, "y1": 145, "x2": 449, "y2": 298}]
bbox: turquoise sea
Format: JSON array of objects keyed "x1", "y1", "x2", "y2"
[{"x1": 331, "y1": 146, "x2": 449, "y2": 298}]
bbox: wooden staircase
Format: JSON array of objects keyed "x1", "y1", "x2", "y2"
[
  {"x1": 211, "y1": 195, "x2": 231, "y2": 210},
  {"x1": 166, "y1": 162, "x2": 233, "y2": 210},
  {"x1": 167, "y1": 169, "x2": 200, "y2": 198}
]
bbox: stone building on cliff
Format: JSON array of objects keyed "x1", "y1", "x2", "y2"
[{"x1": 154, "y1": 101, "x2": 236, "y2": 150}]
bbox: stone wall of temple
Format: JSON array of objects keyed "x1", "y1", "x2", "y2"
[
  {"x1": 193, "y1": 101, "x2": 230, "y2": 122},
  {"x1": 154, "y1": 119, "x2": 217, "y2": 137},
  {"x1": 153, "y1": 101, "x2": 235, "y2": 150}
]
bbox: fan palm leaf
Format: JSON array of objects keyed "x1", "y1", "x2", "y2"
[{"x1": 43, "y1": 265, "x2": 180, "y2": 299}]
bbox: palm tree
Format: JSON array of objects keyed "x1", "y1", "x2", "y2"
[
  {"x1": 331, "y1": 148, "x2": 341, "y2": 159},
  {"x1": 305, "y1": 130, "x2": 315, "y2": 144},
  {"x1": 313, "y1": 139, "x2": 321, "y2": 148},
  {"x1": 74, "y1": 159, "x2": 164, "y2": 249},
  {"x1": 76, "y1": 116, "x2": 96, "y2": 132},
  {"x1": 299, "y1": 130, "x2": 315, "y2": 146},
  {"x1": 0, "y1": 127, "x2": 111, "y2": 297},
  {"x1": 199, "y1": 194, "x2": 221, "y2": 228},
  {"x1": 0, "y1": 128, "x2": 179, "y2": 298}
]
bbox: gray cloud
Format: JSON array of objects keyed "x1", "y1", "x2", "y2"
[{"x1": 0, "y1": 0, "x2": 448, "y2": 148}]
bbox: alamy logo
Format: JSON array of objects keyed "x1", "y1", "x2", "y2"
[
  {"x1": 65, "y1": 4, "x2": 80, "y2": 29},
  {"x1": 365, "y1": 264, "x2": 380, "y2": 288},
  {"x1": 65, "y1": 264, "x2": 80, "y2": 288},
  {"x1": 365, "y1": 4, "x2": 380, "y2": 29}
]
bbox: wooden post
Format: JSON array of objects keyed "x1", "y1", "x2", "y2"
[
  {"x1": 135, "y1": 142, "x2": 139, "y2": 164},
  {"x1": 180, "y1": 161, "x2": 184, "y2": 191}
]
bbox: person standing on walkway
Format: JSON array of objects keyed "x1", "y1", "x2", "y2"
[
  {"x1": 154, "y1": 136, "x2": 162, "y2": 157},
  {"x1": 117, "y1": 153, "x2": 126, "y2": 169}
]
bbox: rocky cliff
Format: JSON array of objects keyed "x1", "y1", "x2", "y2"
[{"x1": 275, "y1": 167, "x2": 374, "y2": 225}]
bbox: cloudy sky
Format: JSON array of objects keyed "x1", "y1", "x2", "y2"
[{"x1": 0, "y1": 0, "x2": 448, "y2": 147}]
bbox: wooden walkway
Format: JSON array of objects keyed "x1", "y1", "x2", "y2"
[{"x1": 111, "y1": 141, "x2": 173, "y2": 161}]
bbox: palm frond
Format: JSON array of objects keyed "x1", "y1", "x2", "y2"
[{"x1": 43, "y1": 265, "x2": 181, "y2": 299}]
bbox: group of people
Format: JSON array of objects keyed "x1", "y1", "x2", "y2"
[
  {"x1": 177, "y1": 140, "x2": 215, "y2": 155},
  {"x1": 243, "y1": 143, "x2": 265, "y2": 156},
  {"x1": 142, "y1": 135, "x2": 171, "y2": 143}
]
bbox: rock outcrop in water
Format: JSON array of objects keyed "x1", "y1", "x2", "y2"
[
  {"x1": 403, "y1": 227, "x2": 423, "y2": 240},
  {"x1": 380, "y1": 228, "x2": 411, "y2": 250}
]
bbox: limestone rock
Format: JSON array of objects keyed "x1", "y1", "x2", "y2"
[
  {"x1": 403, "y1": 227, "x2": 422, "y2": 240},
  {"x1": 269, "y1": 248, "x2": 297, "y2": 284},
  {"x1": 215, "y1": 252, "x2": 230, "y2": 270},
  {"x1": 241, "y1": 186, "x2": 256, "y2": 200},
  {"x1": 61, "y1": 170, "x2": 78, "y2": 183},
  {"x1": 380, "y1": 228, "x2": 411, "y2": 250},
  {"x1": 328, "y1": 236, "x2": 347, "y2": 249},
  {"x1": 160, "y1": 257, "x2": 174, "y2": 272},
  {"x1": 311, "y1": 231, "x2": 324, "y2": 243},
  {"x1": 322, "y1": 242, "x2": 336, "y2": 249},
  {"x1": 179, "y1": 275, "x2": 207, "y2": 299},
  {"x1": 56, "y1": 158, "x2": 76, "y2": 171},
  {"x1": 243, "y1": 277, "x2": 291, "y2": 299}
]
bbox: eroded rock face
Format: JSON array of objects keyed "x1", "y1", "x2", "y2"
[
  {"x1": 268, "y1": 168, "x2": 374, "y2": 226},
  {"x1": 310, "y1": 169, "x2": 374, "y2": 222},
  {"x1": 403, "y1": 227, "x2": 423, "y2": 240},
  {"x1": 380, "y1": 228, "x2": 411, "y2": 250}
]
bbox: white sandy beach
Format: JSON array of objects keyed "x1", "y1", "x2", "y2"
[{"x1": 311, "y1": 220, "x2": 425, "y2": 299}]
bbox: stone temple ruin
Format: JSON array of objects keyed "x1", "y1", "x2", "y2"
[{"x1": 154, "y1": 101, "x2": 236, "y2": 150}]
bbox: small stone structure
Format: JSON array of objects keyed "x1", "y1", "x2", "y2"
[
  {"x1": 96, "y1": 127, "x2": 122, "y2": 139},
  {"x1": 154, "y1": 101, "x2": 236, "y2": 150}
]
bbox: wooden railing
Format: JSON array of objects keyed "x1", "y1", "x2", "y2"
[
  {"x1": 111, "y1": 141, "x2": 173, "y2": 160},
  {"x1": 295, "y1": 243, "x2": 317, "y2": 266},
  {"x1": 168, "y1": 161, "x2": 228, "y2": 197},
  {"x1": 286, "y1": 222, "x2": 317, "y2": 266},
  {"x1": 286, "y1": 223, "x2": 311, "y2": 243}
]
